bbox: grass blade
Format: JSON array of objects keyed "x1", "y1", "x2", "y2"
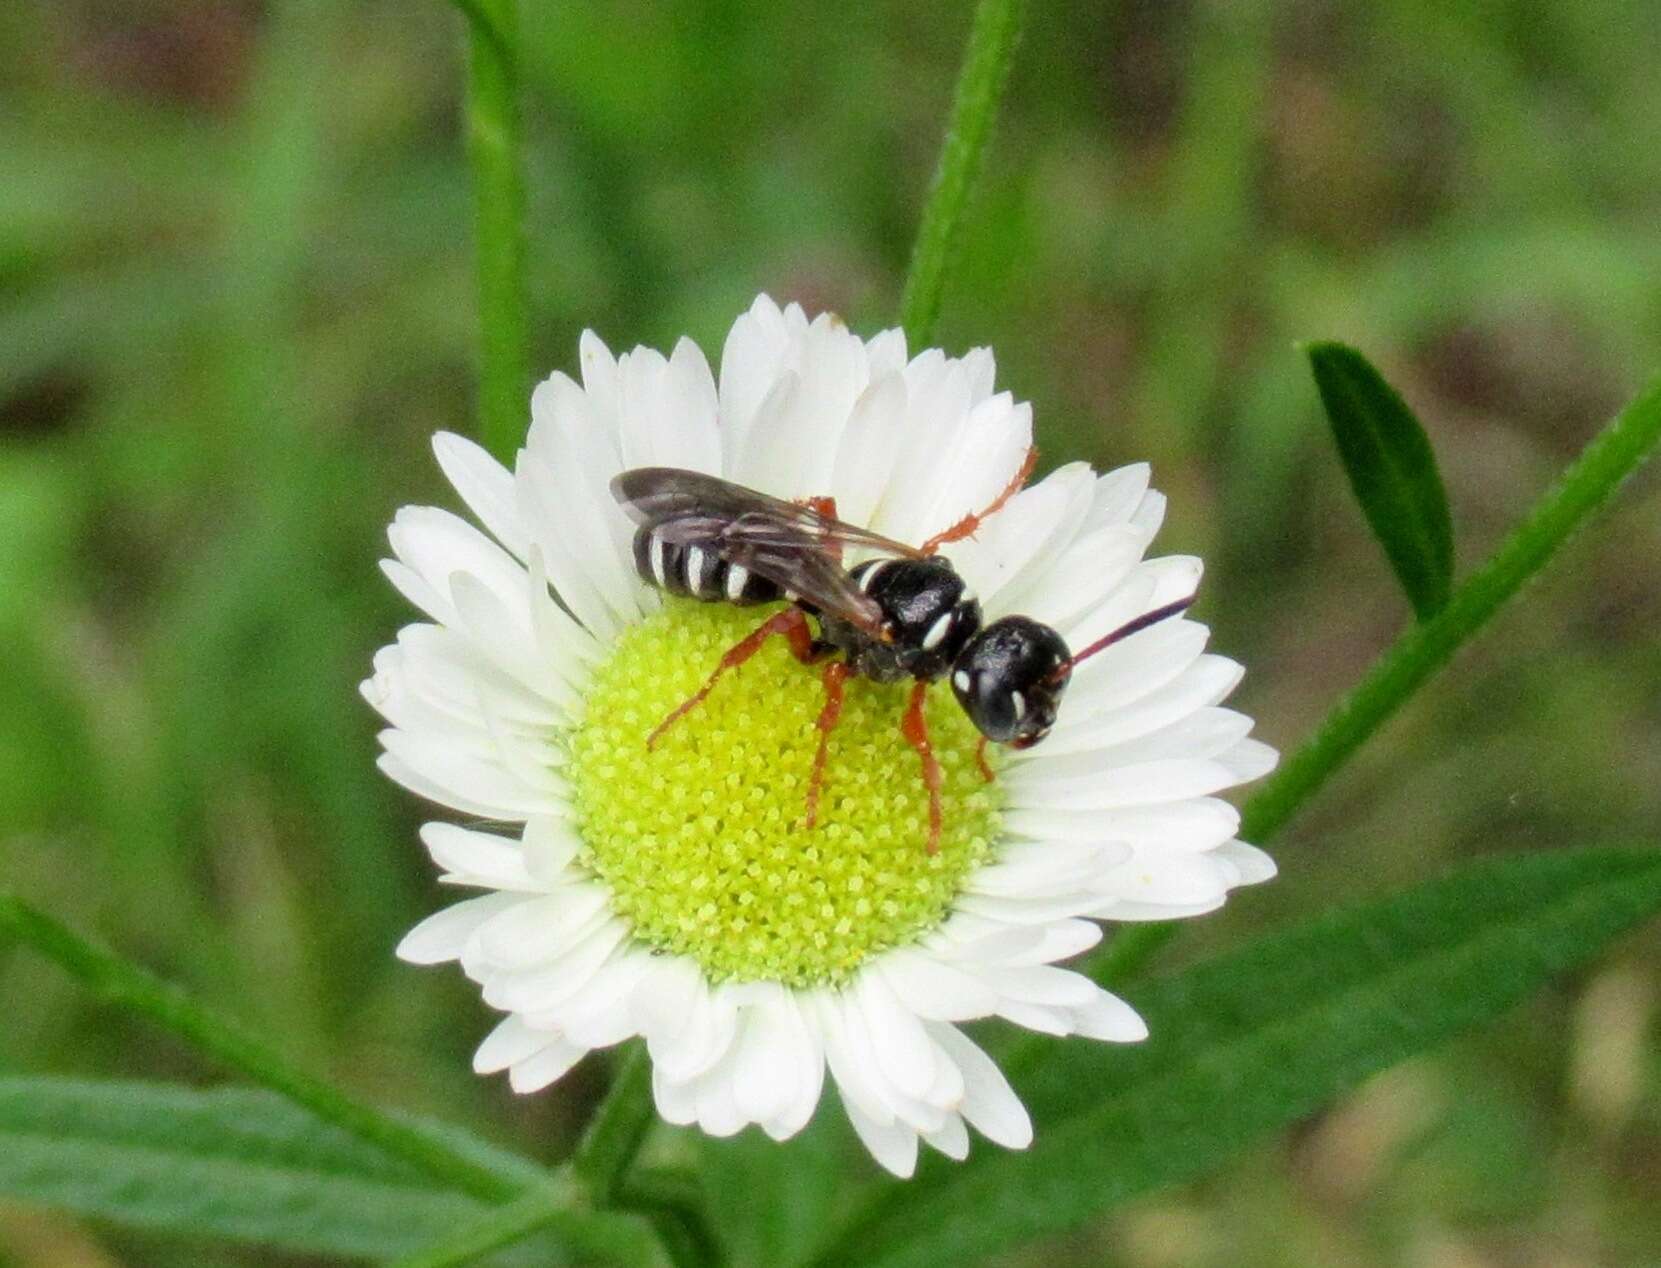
[
  {"x1": 900, "y1": 0, "x2": 1027, "y2": 348},
  {"x1": 460, "y1": 0, "x2": 530, "y2": 461},
  {"x1": 1306, "y1": 341, "x2": 1455, "y2": 619}
]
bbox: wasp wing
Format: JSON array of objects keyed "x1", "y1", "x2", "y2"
[
  {"x1": 611, "y1": 467, "x2": 927, "y2": 559},
  {"x1": 612, "y1": 468, "x2": 892, "y2": 635}
]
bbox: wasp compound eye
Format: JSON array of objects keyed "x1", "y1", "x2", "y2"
[{"x1": 951, "y1": 616, "x2": 1071, "y2": 746}]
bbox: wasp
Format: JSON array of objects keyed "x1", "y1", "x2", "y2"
[{"x1": 611, "y1": 459, "x2": 1193, "y2": 853}]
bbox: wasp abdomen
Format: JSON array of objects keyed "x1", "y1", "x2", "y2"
[{"x1": 632, "y1": 524, "x2": 784, "y2": 605}]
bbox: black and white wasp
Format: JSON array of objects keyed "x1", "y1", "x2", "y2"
[{"x1": 611, "y1": 462, "x2": 1193, "y2": 853}]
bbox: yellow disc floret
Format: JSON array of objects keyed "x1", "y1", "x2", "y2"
[{"x1": 565, "y1": 599, "x2": 1003, "y2": 987}]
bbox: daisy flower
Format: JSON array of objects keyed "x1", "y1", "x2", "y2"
[{"x1": 365, "y1": 294, "x2": 1276, "y2": 1177}]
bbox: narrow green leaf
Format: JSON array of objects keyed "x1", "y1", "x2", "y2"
[
  {"x1": 817, "y1": 848, "x2": 1661, "y2": 1268},
  {"x1": 0, "y1": 894, "x2": 524, "y2": 1202},
  {"x1": 0, "y1": 1077, "x2": 640, "y2": 1262},
  {"x1": 461, "y1": 0, "x2": 530, "y2": 461},
  {"x1": 1306, "y1": 341, "x2": 1455, "y2": 619},
  {"x1": 900, "y1": 0, "x2": 1027, "y2": 349}
]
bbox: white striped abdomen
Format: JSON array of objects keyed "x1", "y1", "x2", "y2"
[{"x1": 632, "y1": 524, "x2": 783, "y2": 605}]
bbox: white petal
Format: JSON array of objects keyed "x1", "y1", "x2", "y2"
[
  {"x1": 474, "y1": 1014, "x2": 556, "y2": 1074},
  {"x1": 948, "y1": 463, "x2": 1095, "y2": 609},
  {"x1": 1091, "y1": 854, "x2": 1234, "y2": 908},
  {"x1": 841, "y1": 1093, "x2": 919, "y2": 1178},
  {"x1": 853, "y1": 973, "x2": 940, "y2": 1102},
  {"x1": 650, "y1": 976, "x2": 739, "y2": 1084},
  {"x1": 578, "y1": 329, "x2": 621, "y2": 418},
  {"x1": 876, "y1": 950, "x2": 1000, "y2": 1021},
  {"x1": 829, "y1": 372, "x2": 908, "y2": 528},
  {"x1": 396, "y1": 893, "x2": 521, "y2": 965},
  {"x1": 1217, "y1": 737, "x2": 1279, "y2": 783},
  {"x1": 1068, "y1": 988, "x2": 1149, "y2": 1042},
  {"x1": 375, "y1": 753, "x2": 520, "y2": 821},
  {"x1": 730, "y1": 986, "x2": 821, "y2": 1133},
  {"x1": 1006, "y1": 756, "x2": 1256, "y2": 810},
  {"x1": 928, "y1": 1024, "x2": 1032, "y2": 1149},
  {"x1": 479, "y1": 918, "x2": 629, "y2": 1012},
  {"x1": 432, "y1": 432, "x2": 529, "y2": 559},
  {"x1": 1058, "y1": 620, "x2": 1211, "y2": 717},
  {"x1": 730, "y1": 370, "x2": 803, "y2": 494},
  {"x1": 521, "y1": 815, "x2": 582, "y2": 884},
  {"x1": 718, "y1": 294, "x2": 793, "y2": 466},
  {"x1": 1212, "y1": 839, "x2": 1277, "y2": 885},
  {"x1": 1082, "y1": 462, "x2": 1152, "y2": 531},
  {"x1": 1091, "y1": 896, "x2": 1225, "y2": 922},
  {"x1": 923, "y1": 1113, "x2": 971, "y2": 1161},
  {"x1": 984, "y1": 965, "x2": 1100, "y2": 1009},
  {"x1": 547, "y1": 951, "x2": 655, "y2": 1048},
  {"x1": 421, "y1": 822, "x2": 536, "y2": 890},
  {"x1": 467, "y1": 888, "x2": 610, "y2": 970},
  {"x1": 508, "y1": 1040, "x2": 587, "y2": 1093},
  {"x1": 814, "y1": 991, "x2": 894, "y2": 1127},
  {"x1": 377, "y1": 731, "x2": 562, "y2": 820}
]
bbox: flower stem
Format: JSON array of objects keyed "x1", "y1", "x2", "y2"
[
  {"x1": 1085, "y1": 375, "x2": 1661, "y2": 991},
  {"x1": 900, "y1": 0, "x2": 1027, "y2": 349},
  {"x1": 573, "y1": 1043, "x2": 659, "y2": 1200},
  {"x1": 459, "y1": 0, "x2": 529, "y2": 462},
  {"x1": 385, "y1": 1182, "x2": 667, "y2": 1268},
  {"x1": 0, "y1": 896, "x2": 518, "y2": 1202},
  {"x1": 389, "y1": 1045, "x2": 701, "y2": 1268}
]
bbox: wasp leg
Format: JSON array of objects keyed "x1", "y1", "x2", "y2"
[
  {"x1": 647, "y1": 607, "x2": 826, "y2": 749},
  {"x1": 899, "y1": 680, "x2": 944, "y2": 855},
  {"x1": 919, "y1": 446, "x2": 1038, "y2": 555},
  {"x1": 974, "y1": 735, "x2": 995, "y2": 783},
  {"x1": 798, "y1": 494, "x2": 839, "y2": 520},
  {"x1": 796, "y1": 494, "x2": 843, "y2": 562},
  {"x1": 804, "y1": 661, "x2": 851, "y2": 829}
]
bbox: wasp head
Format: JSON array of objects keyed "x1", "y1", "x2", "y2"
[{"x1": 950, "y1": 616, "x2": 1071, "y2": 748}]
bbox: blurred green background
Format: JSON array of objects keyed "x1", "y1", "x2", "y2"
[{"x1": 4, "y1": 0, "x2": 1661, "y2": 1263}]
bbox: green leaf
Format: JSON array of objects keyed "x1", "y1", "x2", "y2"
[
  {"x1": 1305, "y1": 341, "x2": 1455, "y2": 619},
  {"x1": 0, "y1": 1077, "x2": 488, "y2": 1257},
  {"x1": 0, "y1": 1077, "x2": 646, "y2": 1264},
  {"x1": 816, "y1": 848, "x2": 1661, "y2": 1268}
]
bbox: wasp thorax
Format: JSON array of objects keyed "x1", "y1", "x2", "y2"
[
  {"x1": 951, "y1": 616, "x2": 1072, "y2": 748},
  {"x1": 837, "y1": 558, "x2": 982, "y2": 682}
]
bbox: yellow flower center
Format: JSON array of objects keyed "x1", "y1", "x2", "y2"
[{"x1": 566, "y1": 600, "x2": 1003, "y2": 987}]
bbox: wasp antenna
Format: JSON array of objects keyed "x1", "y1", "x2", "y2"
[{"x1": 1048, "y1": 593, "x2": 1197, "y2": 682}]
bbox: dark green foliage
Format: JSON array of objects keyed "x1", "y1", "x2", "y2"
[
  {"x1": 817, "y1": 849, "x2": 1661, "y2": 1267},
  {"x1": 1306, "y1": 342, "x2": 1455, "y2": 620},
  {"x1": 0, "y1": 1078, "x2": 517, "y2": 1259}
]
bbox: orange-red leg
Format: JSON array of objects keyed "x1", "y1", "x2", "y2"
[
  {"x1": 797, "y1": 494, "x2": 843, "y2": 562},
  {"x1": 799, "y1": 494, "x2": 839, "y2": 520},
  {"x1": 974, "y1": 735, "x2": 995, "y2": 782},
  {"x1": 647, "y1": 608, "x2": 823, "y2": 749},
  {"x1": 900, "y1": 681, "x2": 944, "y2": 855},
  {"x1": 804, "y1": 661, "x2": 851, "y2": 829},
  {"x1": 920, "y1": 446, "x2": 1038, "y2": 555}
]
